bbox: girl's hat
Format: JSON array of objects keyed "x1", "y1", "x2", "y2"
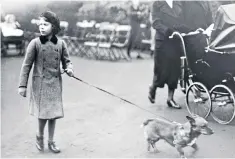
[{"x1": 40, "y1": 11, "x2": 61, "y2": 34}]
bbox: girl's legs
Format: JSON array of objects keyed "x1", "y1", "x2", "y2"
[
  {"x1": 36, "y1": 119, "x2": 47, "y2": 151},
  {"x1": 38, "y1": 119, "x2": 47, "y2": 137},
  {"x1": 48, "y1": 119, "x2": 60, "y2": 153},
  {"x1": 48, "y1": 119, "x2": 56, "y2": 143}
]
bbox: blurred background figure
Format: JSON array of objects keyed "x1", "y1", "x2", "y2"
[
  {"x1": 58, "y1": 21, "x2": 69, "y2": 37},
  {"x1": 1, "y1": 14, "x2": 24, "y2": 56},
  {"x1": 2, "y1": 14, "x2": 21, "y2": 29},
  {"x1": 126, "y1": 0, "x2": 144, "y2": 60},
  {"x1": 149, "y1": 11, "x2": 155, "y2": 57}
]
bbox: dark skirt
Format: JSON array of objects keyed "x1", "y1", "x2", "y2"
[{"x1": 154, "y1": 37, "x2": 182, "y2": 89}]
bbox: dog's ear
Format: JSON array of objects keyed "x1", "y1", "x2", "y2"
[{"x1": 186, "y1": 116, "x2": 195, "y2": 123}]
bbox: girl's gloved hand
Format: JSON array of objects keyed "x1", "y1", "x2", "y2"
[
  {"x1": 18, "y1": 87, "x2": 27, "y2": 97},
  {"x1": 65, "y1": 68, "x2": 74, "y2": 77}
]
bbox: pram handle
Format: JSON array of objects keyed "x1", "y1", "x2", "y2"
[
  {"x1": 169, "y1": 32, "x2": 187, "y2": 57},
  {"x1": 169, "y1": 31, "x2": 201, "y2": 39},
  {"x1": 169, "y1": 27, "x2": 204, "y2": 39}
]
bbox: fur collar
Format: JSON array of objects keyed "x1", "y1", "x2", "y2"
[{"x1": 39, "y1": 35, "x2": 58, "y2": 44}]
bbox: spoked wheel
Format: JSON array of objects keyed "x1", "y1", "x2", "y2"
[
  {"x1": 210, "y1": 84, "x2": 235, "y2": 125},
  {"x1": 186, "y1": 82, "x2": 212, "y2": 118}
]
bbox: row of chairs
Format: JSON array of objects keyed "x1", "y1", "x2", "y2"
[
  {"x1": 66, "y1": 22, "x2": 132, "y2": 61},
  {"x1": 28, "y1": 20, "x2": 152, "y2": 61}
]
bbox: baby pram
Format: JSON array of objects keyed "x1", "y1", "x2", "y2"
[
  {"x1": 1, "y1": 24, "x2": 25, "y2": 56},
  {"x1": 1, "y1": 27, "x2": 25, "y2": 56},
  {"x1": 170, "y1": 4, "x2": 235, "y2": 124}
]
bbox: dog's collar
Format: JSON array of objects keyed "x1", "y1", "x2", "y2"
[
  {"x1": 39, "y1": 35, "x2": 58, "y2": 44},
  {"x1": 187, "y1": 137, "x2": 198, "y2": 146}
]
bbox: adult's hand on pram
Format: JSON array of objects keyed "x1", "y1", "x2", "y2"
[
  {"x1": 169, "y1": 31, "x2": 182, "y2": 39},
  {"x1": 196, "y1": 28, "x2": 205, "y2": 33},
  {"x1": 181, "y1": 33, "x2": 186, "y2": 37}
]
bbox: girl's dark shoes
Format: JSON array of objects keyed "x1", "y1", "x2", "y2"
[
  {"x1": 36, "y1": 135, "x2": 60, "y2": 153},
  {"x1": 36, "y1": 135, "x2": 44, "y2": 151},
  {"x1": 48, "y1": 141, "x2": 61, "y2": 153},
  {"x1": 167, "y1": 100, "x2": 181, "y2": 109}
]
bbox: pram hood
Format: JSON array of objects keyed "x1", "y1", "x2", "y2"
[{"x1": 209, "y1": 4, "x2": 235, "y2": 52}]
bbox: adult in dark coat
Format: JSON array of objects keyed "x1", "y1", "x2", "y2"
[
  {"x1": 148, "y1": 0, "x2": 191, "y2": 109},
  {"x1": 182, "y1": 1, "x2": 213, "y2": 31},
  {"x1": 181, "y1": 1, "x2": 213, "y2": 81}
]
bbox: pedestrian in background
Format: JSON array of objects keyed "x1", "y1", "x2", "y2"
[
  {"x1": 126, "y1": 0, "x2": 144, "y2": 60},
  {"x1": 18, "y1": 11, "x2": 74, "y2": 153},
  {"x1": 149, "y1": 12, "x2": 156, "y2": 57}
]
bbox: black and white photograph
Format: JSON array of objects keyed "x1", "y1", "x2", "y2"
[{"x1": 1, "y1": 0, "x2": 235, "y2": 158}]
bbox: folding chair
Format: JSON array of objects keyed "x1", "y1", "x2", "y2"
[
  {"x1": 75, "y1": 21, "x2": 93, "y2": 58},
  {"x1": 140, "y1": 23, "x2": 152, "y2": 53},
  {"x1": 79, "y1": 20, "x2": 100, "y2": 59},
  {"x1": 112, "y1": 25, "x2": 131, "y2": 60},
  {"x1": 96, "y1": 22, "x2": 118, "y2": 61},
  {"x1": 62, "y1": 36, "x2": 86, "y2": 57}
]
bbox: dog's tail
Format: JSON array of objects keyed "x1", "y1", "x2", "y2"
[{"x1": 140, "y1": 119, "x2": 154, "y2": 128}]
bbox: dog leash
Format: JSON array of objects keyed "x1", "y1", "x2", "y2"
[{"x1": 71, "y1": 75, "x2": 158, "y2": 117}]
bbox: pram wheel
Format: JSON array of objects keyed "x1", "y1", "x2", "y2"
[
  {"x1": 186, "y1": 82, "x2": 212, "y2": 118},
  {"x1": 1, "y1": 43, "x2": 7, "y2": 57},
  {"x1": 210, "y1": 84, "x2": 235, "y2": 125}
]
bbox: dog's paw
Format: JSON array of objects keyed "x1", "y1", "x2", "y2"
[
  {"x1": 147, "y1": 145, "x2": 151, "y2": 152},
  {"x1": 180, "y1": 156, "x2": 187, "y2": 159},
  {"x1": 153, "y1": 148, "x2": 160, "y2": 153},
  {"x1": 191, "y1": 143, "x2": 199, "y2": 151}
]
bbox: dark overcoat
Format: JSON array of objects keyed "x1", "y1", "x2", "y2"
[
  {"x1": 19, "y1": 36, "x2": 72, "y2": 119},
  {"x1": 182, "y1": 1, "x2": 213, "y2": 31},
  {"x1": 151, "y1": 1, "x2": 191, "y2": 41},
  {"x1": 151, "y1": 1, "x2": 190, "y2": 89}
]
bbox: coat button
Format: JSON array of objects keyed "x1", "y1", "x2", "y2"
[
  {"x1": 43, "y1": 58, "x2": 46, "y2": 61},
  {"x1": 55, "y1": 57, "x2": 58, "y2": 60},
  {"x1": 55, "y1": 76, "x2": 58, "y2": 78},
  {"x1": 43, "y1": 76, "x2": 45, "y2": 78}
]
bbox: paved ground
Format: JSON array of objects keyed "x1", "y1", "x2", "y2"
[{"x1": 1, "y1": 50, "x2": 235, "y2": 158}]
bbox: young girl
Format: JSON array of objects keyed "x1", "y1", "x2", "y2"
[{"x1": 18, "y1": 11, "x2": 74, "y2": 153}]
